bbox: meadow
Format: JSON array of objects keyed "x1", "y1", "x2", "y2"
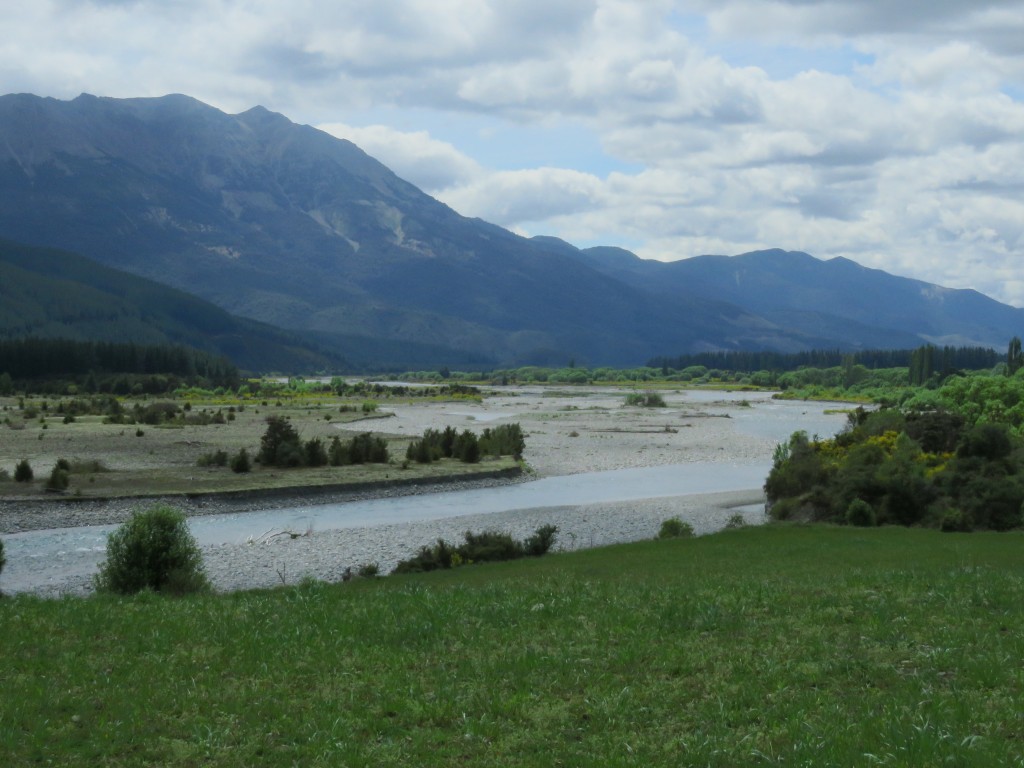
[
  {"x1": 0, "y1": 392, "x2": 515, "y2": 502},
  {"x1": 2, "y1": 524, "x2": 1022, "y2": 766}
]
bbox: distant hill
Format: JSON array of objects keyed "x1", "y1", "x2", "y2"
[
  {"x1": 0, "y1": 239, "x2": 351, "y2": 373},
  {"x1": 1, "y1": 92, "x2": 1019, "y2": 366},
  {"x1": 547, "y1": 243, "x2": 1024, "y2": 352}
]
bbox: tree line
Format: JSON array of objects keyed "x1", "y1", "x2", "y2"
[
  {"x1": 0, "y1": 338, "x2": 239, "y2": 392},
  {"x1": 648, "y1": 346, "x2": 1000, "y2": 375}
]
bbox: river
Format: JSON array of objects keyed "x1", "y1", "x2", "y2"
[{"x1": 0, "y1": 392, "x2": 848, "y2": 594}]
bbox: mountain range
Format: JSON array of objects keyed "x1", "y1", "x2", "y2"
[{"x1": 0, "y1": 92, "x2": 1020, "y2": 369}]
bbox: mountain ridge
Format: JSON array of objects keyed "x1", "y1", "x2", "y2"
[{"x1": 1, "y1": 92, "x2": 1020, "y2": 366}]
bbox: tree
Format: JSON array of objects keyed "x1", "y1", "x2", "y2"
[
  {"x1": 94, "y1": 506, "x2": 210, "y2": 595},
  {"x1": 14, "y1": 459, "x2": 33, "y2": 483},
  {"x1": 1008, "y1": 336, "x2": 1022, "y2": 376},
  {"x1": 257, "y1": 416, "x2": 304, "y2": 467},
  {"x1": 230, "y1": 448, "x2": 251, "y2": 473}
]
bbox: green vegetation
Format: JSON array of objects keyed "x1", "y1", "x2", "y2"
[
  {"x1": 406, "y1": 423, "x2": 525, "y2": 466},
  {"x1": 392, "y1": 524, "x2": 558, "y2": 573},
  {"x1": 14, "y1": 458, "x2": 32, "y2": 482},
  {"x1": 94, "y1": 506, "x2": 210, "y2": 595},
  {"x1": 0, "y1": 390, "x2": 518, "y2": 501},
  {"x1": 625, "y1": 390, "x2": 666, "y2": 408},
  {"x1": 766, "y1": 371, "x2": 1024, "y2": 530},
  {"x1": 2, "y1": 526, "x2": 1022, "y2": 765},
  {"x1": 657, "y1": 516, "x2": 695, "y2": 539},
  {"x1": 0, "y1": 337, "x2": 240, "y2": 393}
]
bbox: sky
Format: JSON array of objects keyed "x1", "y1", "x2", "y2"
[{"x1": 4, "y1": 0, "x2": 1024, "y2": 305}]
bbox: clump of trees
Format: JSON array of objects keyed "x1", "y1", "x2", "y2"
[
  {"x1": 393, "y1": 524, "x2": 558, "y2": 574},
  {"x1": 766, "y1": 403, "x2": 1024, "y2": 532},
  {"x1": 256, "y1": 416, "x2": 388, "y2": 468},
  {"x1": 405, "y1": 423, "x2": 525, "y2": 465}
]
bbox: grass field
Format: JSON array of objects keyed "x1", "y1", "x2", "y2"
[
  {"x1": 2, "y1": 524, "x2": 1022, "y2": 766},
  {"x1": 0, "y1": 395, "x2": 513, "y2": 499}
]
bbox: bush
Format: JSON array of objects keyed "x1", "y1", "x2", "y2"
[
  {"x1": 392, "y1": 525, "x2": 558, "y2": 574},
  {"x1": 846, "y1": 498, "x2": 876, "y2": 527},
  {"x1": 196, "y1": 449, "x2": 229, "y2": 468},
  {"x1": 357, "y1": 562, "x2": 380, "y2": 578},
  {"x1": 0, "y1": 538, "x2": 5, "y2": 577},
  {"x1": 625, "y1": 391, "x2": 666, "y2": 408},
  {"x1": 257, "y1": 415, "x2": 304, "y2": 467},
  {"x1": 523, "y1": 524, "x2": 558, "y2": 556},
  {"x1": 724, "y1": 513, "x2": 747, "y2": 529},
  {"x1": 940, "y1": 508, "x2": 972, "y2": 533},
  {"x1": 46, "y1": 463, "x2": 70, "y2": 492},
  {"x1": 454, "y1": 430, "x2": 481, "y2": 463},
  {"x1": 14, "y1": 459, "x2": 32, "y2": 482},
  {"x1": 658, "y1": 517, "x2": 694, "y2": 539},
  {"x1": 230, "y1": 448, "x2": 251, "y2": 473},
  {"x1": 94, "y1": 506, "x2": 210, "y2": 595}
]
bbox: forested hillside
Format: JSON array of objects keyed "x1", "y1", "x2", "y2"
[{"x1": 0, "y1": 239, "x2": 349, "y2": 374}]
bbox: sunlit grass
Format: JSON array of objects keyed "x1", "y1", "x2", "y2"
[{"x1": 2, "y1": 525, "x2": 1022, "y2": 766}]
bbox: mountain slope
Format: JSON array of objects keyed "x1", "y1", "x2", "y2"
[
  {"x1": 0, "y1": 238, "x2": 353, "y2": 373},
  {"x1": 0, "y1": 92, "x2": 842, "y2": 365},
  {"x1": 555, "y1": 244, "x2": 1023, "y2": 351},
  {"x1": 3, "y1": 92, "x2": 1019, "y2": 365}
]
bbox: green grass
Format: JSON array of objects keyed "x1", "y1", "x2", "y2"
[{"x1": 2, "y1": 525, "x2": 1023, "y2": 766}]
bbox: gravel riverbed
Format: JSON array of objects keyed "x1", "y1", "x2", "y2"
[{"x1": 0, "y1": 388, "x2": 832, "y2": 597}]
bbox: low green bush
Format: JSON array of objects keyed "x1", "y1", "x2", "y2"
[
  {"x1": 14, "y1": 459, "x2": 32, "y2": 482},
  {"x1": 625, "y1": 391, "x2": 666, "y2": 408},
  {"x1": 196, "y1": 449, "x2": 228, "y2": 468},
  {"x1": 846, "y1": 498, "x2": 877, "y2": 527},
  {"x1": 658, "y1": 517, "x2": 694, "y2": 539},
  {"x1": 230, "y1": 448, "x2": 251, "y2": 474},
  {"x1": 393, "y1": 524, "x2": 559, "y2": 574},
  {"x1": 46, "y1": 463, "x2": 70, "y2": 492},
  {"x1": 94, "y1": 505, "x2": 210, "y2": 596}
]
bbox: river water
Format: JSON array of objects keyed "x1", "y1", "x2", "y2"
[{"x1": 1, "y1": 392, "x2": 847, "y2": 594}]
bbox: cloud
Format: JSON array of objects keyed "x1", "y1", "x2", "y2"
[
  {"x1": 317, "y1": 123, "x2": 482, "y2": 192},
  {"x1": 440, "y1": 168, "x2": 605, "y2": 226}
]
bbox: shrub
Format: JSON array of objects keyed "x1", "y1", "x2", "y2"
[
  {"x1": 348, "y1": 432, "x2": 389, "y2": 464},
  {"x1": 724, "y1": 513, "x2": 747, "y2": 529},
  {"x1": 304, "y1": 437, "x2": 328, "y2": 467},
  {"x1": 46, "y1": 463, "x2": 70, "y2": 492},
  {"x1": 230, "y1": 448, "x2": 251, "y2": 473},
  {"x1": 14, "y1": 459, "x2": 33, "y2": 482},
  {"x1": 257, "y1": 415, "x2": 304, "y2": 467},
  {"x1": 658, "y1": 517, "x2": 694, "y2": 539},
  {"x1": 94, "y1": 505, "x2": 210, "y2": 595},
  {"x1": 846, "y1": 498, "x2": 876, "y2": 527},
  {"x1": 454, "y1": 430, "x2": 481, "y2": 463},
  {"x1": 625, "y1": 391, "x2": 666, "y2": 408},
  {"x1": 479, "y1": 423, "x2": 526, "y2": 459},
  {"x1": 940, "y1": 508, "x2": 972, "y2": 533},
  {"x1": 523, "y1": 524, "x2": 558, "y2": 556},
  {"x1": 0, "y1": 538, "x2": 5, "y2": 577},
  {"x1": 196, "y1": 449, "x2": 229, "y2": 468},
  {"x1": 392, "y1": 525, "x2": 559, "y2": 574},
  {"x1": 357, "y1": 562, "x2": 380, "y2": 578}
]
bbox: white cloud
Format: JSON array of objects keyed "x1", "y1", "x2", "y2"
[
  {"x1": 440, "y1": 168, "x2": 605, "y2": 226},
  {"x1": 317, "y1": 123, "x2": 482, "y2": 192}
]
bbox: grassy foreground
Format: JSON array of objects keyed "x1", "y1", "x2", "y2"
[{"x1": 2, "y1": 525, "x2": 1023, "y2": 766}]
